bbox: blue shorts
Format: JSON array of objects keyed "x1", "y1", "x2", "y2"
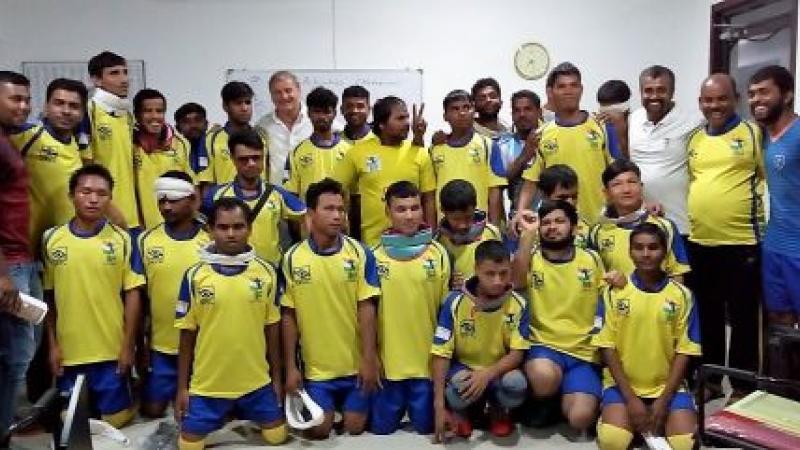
[
  {"x1": 601, "y1": 386, "x2": 695, "y2": 412},
  {"x1": 525, "y1": 345, "x2": 602, "y2": 398},
  {"x1": 181, "y1": 384, "x2": 283, "y2": 436},
  {"x1": 305, "y1": 376, "x2": 370, "y2": 414},
  {"x1": 370, "y1": 378, "x2": 433, "y2": 435},
  {"x1": 763, "y1": 248, "x2": 800, "y2": 315},
  {"x1": 143, "y1": 351, "x2": 177, "y2": 403},
  {"x1": 57, "y1": 361, "x2": 133, "y2": 415}
]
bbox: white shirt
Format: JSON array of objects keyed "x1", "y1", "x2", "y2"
[
  {"x1": 256, "y1": 108, "x2": 313, "y2": 185},
  {"x1": 628, "y1": 106, "x2": 703, "y2": 234}
]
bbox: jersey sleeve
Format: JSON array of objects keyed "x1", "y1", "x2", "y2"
[
  {"x1": 175, "y1": 267, "x2": 198, "y2": 330},
  {"x1": 431, "y1": 292, "x2": 459, "y2": 359},
  {"x1": 41, "y1": 229, "x2": 57, "y2": 291},
  {"x1": 275, "y1": 185, "x2": 306, "y2": 220},
  {"x1": 437, "y1": 244, "x2": 452, "y2": 307},
  {"x1": 279, "y1": 252, "x2": 296, "y2": 309},
  {"x1": 417, "y1": 146, "x2": 437, "y2": 193},
  {"x1": 357, "y1": 244, "x2": 381, "y2": 302},
  {"x1": 196, "y1": 132, "x2": 217, "y2": 184},
  {"x1": 123, "y1": 234, "x2": 146, "y2": 291},
  {"x1": 676, "y1": 290, "x2": 702, "y2": 357},
  {"x1": 333, "y1": 149, "x2": 358, "y2": 194},
  {"x1": 485, "y1": 138, "x2": 507, "y2": 187},
  {"x1": 604, "y1": 122, "x2": 623, "y2": 160},
  {"x1": 664, "y1": 219, "x2": 691, "y2": 276},
  {"x1": 590, "y1": 286, "x2": 617, "y2": 349},
  {"x1": 265, "y1": 266, "x2": 281, "y2": 325},
  {"x1": 509, "y1": 297, "x2": 532, "y2": 351},
  {"x1": 521, "y1": 149, "x2": 544, "y2": 182},
  {"x1": 283, "y1": 149, "x2": 300, "y2": 194},
  {"x1": 132, "y1": 233, "x2": 146, "y2": 276}
]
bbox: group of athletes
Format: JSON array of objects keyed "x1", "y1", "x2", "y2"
[{"x1": 0, "y1": 48, "x2": 798, "y2": 450}]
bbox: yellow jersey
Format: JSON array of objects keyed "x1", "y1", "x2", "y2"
[
  {"x1": 431, "y1": 279, "x2": 530, "y2": 369},
  {"x1": 526, "y1": 247, "x2": 605, "y2": 362},
  {"x1": 42, "y1": 220, "x2": 144, "y2": 366},
  {"x1": 134, "y1": 130, "x2": 195, "y2": 230},
  {"x1": 284, "y1": 134, "x2": 352, "y2": 202},
  {"x1": 587, "y1": 214, "x2": 690, "y2": 277},
  {"x1": 342, "y1": 128, "x2": 377, "y2": 146},
  {"x1": 592, "y1": 274, "x2": 701, "y2": 398},
  {"x1": 687, "y1": 117, "x2": 765, "y2": 245},
  {"x1": 135, "y1": 222, "x2": 208, "y2": 355},
  {"x1": 374, "y1": 241, "x2": 451, "y2": 380},
  {"x1": 522, "y1": 116, "x2": 613, "y2": 222},
  {"x1": 87, "y1": 100, "x2": 139, "y2": 228},
  {"x1": 198, "y1": 124, "x2": 269, "y2": 185},
  {"x1": 175, "y1": 258, "x2": 280, "y2": 398},
  {"x1": 205, "y1": 180, "x2": 305, "y2": 265},
  {"x1": 333, "y1": 139, "x2": 436, "y2": 246},
  {"x1": 281, "y1": 235, "x2": 381, "y2": 381},
  {"x1": 437, "y1": 223, "x2": 502, "y2": 280},
  {"x1": 430, "y1": 131, "x2": 506, "y2": 217},
  {"x1": 9, "y1": 122, "x2": 87, "y2": 247}
]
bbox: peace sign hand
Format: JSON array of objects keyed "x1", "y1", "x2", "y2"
[{"x1": 412, "y1": 103, "x2": 427, "y2": 146}]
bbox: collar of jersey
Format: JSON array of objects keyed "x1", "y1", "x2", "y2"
[
  {"x1": 344, "y1": 124, "x2": 371, "y2": 141},
  {"x1": 310, "y1": 132, "x2": 341, "y2": 149},
  {"x1": 706, "y1": 114, "x2": 741, "y2": 137},
  {"x1": 307, "y1": 234, "x2": 343, "y2": 256},
  {"x1": 631, "y1": 272, "x2": 669, "y2": 293},
  {"x1": 164, "y1": 221, "x2": 203, "y2": 241},
  {"x1": 41, "y1": 119, "x2": 73, "y2": 145},
  {"x1": 462, "y1": 276, "x2": 512, "y2": 312},
  {"x1": 232, "y1": 177, "x2": 266, "y2": 201},
  {"x1": 598, "y1": 206, "x2": 649, "y2": 230},
  {"x1": 438, "y1": 210, "x2": 486, "y2": 245},
  {"x1": 446, "y1": 129, "x2": 475, "y2": 148},
  {"x1": 554, "y1": 111, "x2": 590, "y2": 128},
  {"x1": 68, "y1": 218, "x2": 107, "y2": 238}
]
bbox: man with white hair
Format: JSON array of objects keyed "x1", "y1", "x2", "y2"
[
  {"x1": 256, "y1": 70, "x2": 313, "y2": 185},
  {"x1": 134, "y1": 171, "x2": 208, "y2": 418}
]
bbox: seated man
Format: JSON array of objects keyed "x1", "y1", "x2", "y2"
[
  {"x1": 175, "y1": 197, "x2": 286, "y2": 449},
  {"x1": 431, "y1": 240, "x2": 530, "y2": 442},
  {"x1": 436, "y1": 179, "x2": 502, "y2": 290},
  {"x1": 592, "y1": 223, "x2": 701, "y2": 450},
  {"x1": 512, "y1": 200, "x2": 605, "y2": 434},
  {"x1": 588, "y1": 159, "x2": 690, "y2": 282}
]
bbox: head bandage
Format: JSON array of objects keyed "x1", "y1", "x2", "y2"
[
  {"x1": 154, "y1": 177, "x2": 194, "y2": 201},
  {"x1": 598, "y1": 101, "x2": 630, "y2": 114}
]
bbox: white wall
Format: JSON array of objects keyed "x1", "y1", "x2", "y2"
[{"x1": 0, "y1": 0, "x2": 712, "y2": 130}]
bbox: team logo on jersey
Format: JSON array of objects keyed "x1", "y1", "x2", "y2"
[
  {"x1": 249, "y1": 277, "x2": 264, "y2": 301},
  {"x1": 459, "y1": 319, "x2": 476, "y2": 337},
  {"x1": 432, "y1": 154, "x2": 445, "y2": 166},
  {"x1": 662, "y1": 298, "x2": 678, "y2": 321},
  {"x1": 377, "y1": 261, "x2": 390, "y2": 279},
  {"x1": 615, "y1": 298, "x2": 630, "y2": 316},
  {"x1": 468, "y1": 147, "x2": 481, "y2": 163},
  {"x1": 600, "y1": 235, "x2": 615, "y2": 252},
  {"x1": 335, "y1": 149, "x2": 346, "y2": 160},
  {"x1": 531, "y1": 271, "x2": 545, "y2": 289},
  {"x1": 729, "y1": 138, "x2": 745, "y2": 155},
  {"x1": 36, "y1": 146, "x2": 58, "y2": 162},
  {"x1": 422, "y1": 258, "x2": 437, "y2": 279},
  {"x1": 774, "y1": 154, "x2": 786, "y2": 171},
  {"x1": 586, "y1": 130, "x2": 601, "y2": 149},
  {"x1": 577, "y1": 268, "x2": 594, "y2": 289},
  {"x1": 197, "y1": 286, "x2": 216, "y2": 305},
  {"x1": 101, "y1": 241, "x2": 117, "y2": 264},
  {"x1": 366, "y1": 155, "x2": 381, "y2": 172},
  {"x1": 292, "y1": 265, "x2": 312, "y2": 284},
  {"x1": 146, "y1": 246, "x2": 165, "y2": 264},
  {"x1": 97, "y1": 124, "x2": 113, "y2": 140},
  {"x1": 504, "y1": 313, "x2": 516, "y2": 330},
  {"x1": 50, "y1": 247, "x2": 68, "y2": 265},
  {"x1": 299, "y1": 154, "x2": 314, "y2": 167},
  {"x1": 264, "y1": 199, "x2": 277, "y2": 210},
  {"x1": 343, "y1": 258, "x2": 357, "y2": 282},
  {"x1": 542, "y1": 139, "x2": 558, "y2": 155}
]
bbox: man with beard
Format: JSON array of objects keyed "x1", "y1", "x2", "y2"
[
  {"x1": 629, "y1": 66, "x2": 703, "y2": 239},
  {"x1": 490, "y1": 90, "x2": 542, "y2": 216},
  {"x1": 512, "y1": 200, "x2": 605, "y2": 435},
  {"x1": 749, "y1": 65, "x2": 800, "y2": 330},
  {"x1": 516, "y1": 62, "x2": 618, "y2": 223},
  {"x1": 686, "y1": 73, "x2": 764, "y2": 397},
  {"x1": 341, "y1": 85, "x2": 375, "y2": 144},
  {"x1": 471, "y1": 78, "x2": 509, "y2": 139},
  {"x1": 174, "y1": 103, "x2": 210, "y2": 174}
]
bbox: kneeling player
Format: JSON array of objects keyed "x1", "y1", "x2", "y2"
[
  {"x1": 175, "y1": 198, "x2": 286, "y2": 449},
  {"x1": 432, "y1": 241, "x2": 530, "y2": 442},
  {"x1": 512, "y1": 200, "x2": 604, "y2": 432},
  {"x1": 592, "y1": 223, "x2": 701, "y2": 450}
]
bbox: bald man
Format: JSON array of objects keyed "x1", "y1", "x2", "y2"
[{"x1": 685, "y1": 73, "x2": 765, "y2": 398}]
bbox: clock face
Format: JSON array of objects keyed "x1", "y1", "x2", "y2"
[{"x1": 514, "y1": 42, "x2": 550, "y2": 80}]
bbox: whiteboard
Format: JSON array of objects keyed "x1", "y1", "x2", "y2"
[
  {"x1": 225, "y1": 68, "x2": 423, "y2": 123},
  {"x1": 21, "y1": 60, "x2": 146, "y2": 120}
]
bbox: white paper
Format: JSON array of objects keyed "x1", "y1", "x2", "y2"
[{"x1": 13, "y1": 293, "x2": 48, "y2": 325}]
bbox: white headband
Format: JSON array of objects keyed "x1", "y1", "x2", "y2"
[
  {"x1": 598, "y1": 101, "x2": 630, "y2": 114},
  {"x1": 154, "y1": 177, "x2": 194, "y2": 201}
]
